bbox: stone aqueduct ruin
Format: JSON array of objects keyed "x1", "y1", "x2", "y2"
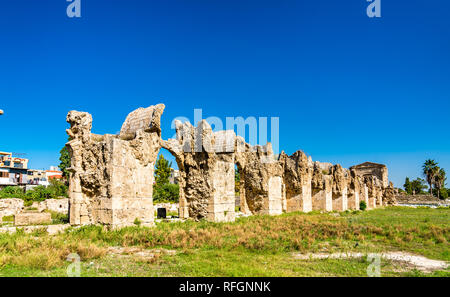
[{"x1": 66, "y1": 104, "x2": 396, "y2": 228}]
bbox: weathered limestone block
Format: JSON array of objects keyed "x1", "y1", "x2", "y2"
[
  {"x1": 66, "y1": 104, "x2": 164, "y2": 228},
  {"x1": 347, "y1": 170, "x2": 361, "y2": 210},
  {"x1": 32, "y1": 198, "x2": 69, "y2": 213},
  {"x1": 120, "y1": 104, "x2": 165, "y2": 138},
  {"x1": 362, "y1": 184, "x2": 369, "y2": 207},
  {"x1": 377, "y1": 188, "x2": 383, "y2": 207},
  {"x1": 311, "y1": 162, "x2": 332, "y2": 211},
  {"x1": 364, "y1": 176, "x2": 383, "y2": 209},
  {"x1": 0, "y1": 199, "x2": 24, "y2": 220},
  {"x1": 235, "y1": 140, "x2": 283, "y2": 216},
  {"x1": 331, "y1": 165, "x2": 349, "y2": 212},
  {"x1": 162, "y1": 120, "x2": 236, "y2": 222},
  {"x1": 15, "y1": 212, "x2": 52, "y2": 226},
  {"x1": 279, "y1": 150, "x2": 313, "y2": 213},
  {"x1": 382, "y1": 182, "x2": 396, "y2": 206}
]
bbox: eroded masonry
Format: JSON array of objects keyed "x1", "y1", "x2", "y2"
[{"x1": 66, "y1": 104, "x2": 396, "y2": 227}]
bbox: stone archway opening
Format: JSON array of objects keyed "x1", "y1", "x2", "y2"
[{"x1": 152, "y1": 148, "x2": 182, "y2": 218}]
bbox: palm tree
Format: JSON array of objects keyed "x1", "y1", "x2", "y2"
[
  {"x1": 422, "y1": 159, "x2": 438, "y2": 195},
  {"x1": 434, "y1": 168, "x2": 446, "y2": 199}
]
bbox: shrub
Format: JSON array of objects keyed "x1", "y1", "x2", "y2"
[
  {"x1": 153, "y1": 183, "x2": 179, "y2": 203},
  {"x1": 2, "y1": 215, "x2": 14, "y2": 222},
  {"x1": 47, "y1": 211, "x2": 69, "y2": 224},
  {"x1": 433, "y1": 188, "x2": 448, "y2": 200},
  {"x1": 0, "y1": 186, "x2": 25, "y2": 198},
  {"x1": 0, "y1": 179, "x2": 68, "y2": 205},
  {"x1": 359, "y1": 201, "x2": 367, "y2": 211},
  {"x1": 25, "y1": 186, "x2": 52, "y2": 202},
  {"x1": 47, "y1": 179, "x2": 68, "y2": 198}
]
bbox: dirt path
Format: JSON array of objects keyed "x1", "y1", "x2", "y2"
[{"x1": 293, "y1": 251, "x2": 448, "y2": 272}]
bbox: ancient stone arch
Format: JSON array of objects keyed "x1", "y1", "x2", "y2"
[
  {"x1": 66, "y1": 105, "x2": 164, "y2": 227},
  {"x1": 161, "y1": 119, "x2": 236, "y2": 222},
  {"x1": 66, "y1": 104, "x2": 395, "y2": 228}
]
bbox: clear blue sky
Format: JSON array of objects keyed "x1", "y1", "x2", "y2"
[{"x1": 0, "y1": 0, "x2": 449, "y2": 188}]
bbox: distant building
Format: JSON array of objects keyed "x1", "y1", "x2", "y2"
[
  {"x1": 350, "y1": 162, "x2": 389, "y2": 188},
  {"x1": 169, "y1": 168, "x2": 179, "y2": 184},
  {"x1": 49, "y1": 166, "x2": 59, "y2": 171},
  {"x1": 27, "y1": 169, "x2": 49, "y2": 186},
  {"x1": 45, "y1": 168, "x2": 63, "y2": 180},
  {"x1": 0, "y1": 151, "x2": 63, "y2": 188},
  {"x1": 28, "y1": 167, "x2": 63, "y2": 186},
  {"x1": 0, "y1": 151, "x2": 29, "y2": 187}
]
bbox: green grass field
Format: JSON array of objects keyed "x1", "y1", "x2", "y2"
[{"x1": 0, "y1": 207, "x2": 448, "y2": 277}]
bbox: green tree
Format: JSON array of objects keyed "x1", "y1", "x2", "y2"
[
  {"x1": 411, "y1": 178, "x2": 427, "y2": 195},
  {"x1": 422, "y1": 159, "x2": 438, "y2": 195},
  {"x1": 154, "y1": 154, "x2": 172, "y2": 186},
  {"x1": 441, "y1": 188, "x2": 449, "y2": 200},
  {"x1": 235, "y1": 169, "x2": 240, "y2": 195},
  {"x1": 59, "y1": 145, "x2": 71, "y2": 178},
  {"x1": 433, "y1": 168, "x2": 446, "y2": 199},
  {"x1": 403, "y1": 177, "x2": 412, "y2": 195},
  {"x1": 153, "y1": 154, "x2": 179, "y2": 203},
  {"x1": 154, "y1": 184, "x2": 179, "y2": 203}
]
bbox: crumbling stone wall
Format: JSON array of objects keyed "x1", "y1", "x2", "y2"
[
  {"x1": 66, "y1": 105, "x2": 164, "y2": 228},
  {"x1": 311, "y1": 162, "x2": 333, "y2": 211},
  {"x1": 162, "y1": 120, "x2": 236, "y2": 222},
  {"x1": 235, "y1": 140, "x2": 283, "y2": 216},
  {"x1": 279, "y1": 150, "x2": 313, "y2": 213},
  {"x1": 363, "y1": 176, "x2": 383, "y2": 209},
  {"x1": 64, "y1": 103, "x2": 396, "y2": 227},
  {"x1": 382, "y1": 182, "x2": 396, "y2": 206},
  {"x1": 331, "y1": 165, "x2": 349, "y2": 211},
  {"x1": 347, "y1": 170, "x2": 361, "y2": 210},
  {"x1": 0, "y1": 199, "x2": 24, "y2": 221}
]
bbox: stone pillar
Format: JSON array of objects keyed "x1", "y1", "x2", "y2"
[
  {"x1": 363, "y1": 184, "x2": 369, "y2": 207},
  {"x1": 177, "y1": 169, "x2": 189, "y2": 219},
  {"x1": 347, "y1": 170, "x2": 361, "y2": 210},
  {"x1": 238, "y1": 169, "x2": 250, "y2": 214},
  {"x1": 162, "y1": 120, "x2": 237, "y2": 222},
  {"x1": 280, "y1": 151, "x2": 313, "y2": 213},
  {"x1": 281, "y1": 182, "x2": 287, "y2": 213},
  {"x1": 66, "y1": 104, "x2": 164, "y2": 228},
  {"x1": 206, "y1": 160, "x2": 236, "y2": 222},
  {"x1": 235, "y1": 140, "x2": 284, "y2": 216},
  {"x1": 331, "y1": 165, "x2": 349, "y2": 212},
  {"x1": 377, "y1": 191, "x2": 383, "y2": 207},
  {"x1": 382, "y1": 182, "x2": 396, "y2": 206},
  {"x1": 364, "y1": 176, "x2": 380, "y2": 210},
  {"x1": 311, "y1": 163, "x2": 333, "y2": 211},
  {"x1": 332, "y1": 187, "x2": 348, "y2": 211},
  {"x1": 261, "y1": 176, "x2": 283, "y2": 215},
  {"x1": 348, "y1": 190, "x2": 360, "y2": 210}
]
